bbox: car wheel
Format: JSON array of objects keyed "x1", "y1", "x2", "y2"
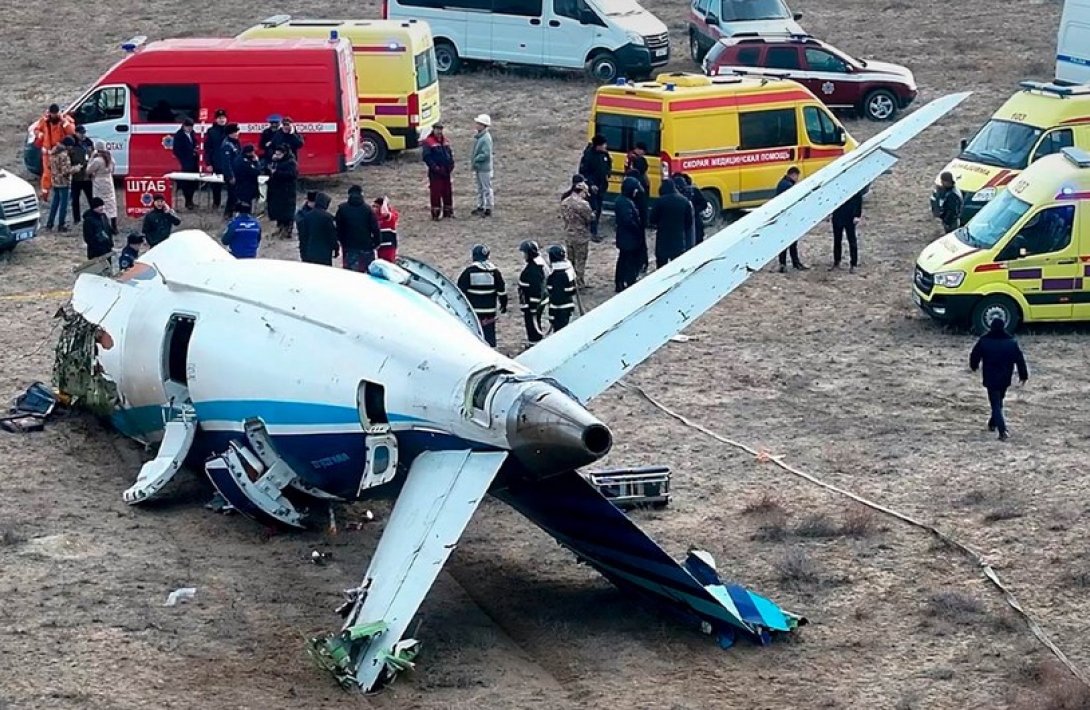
[
  {"x1": 434, "y1": 42, "x2": 461, "y2": 75},
  {"x1": 360, "y1": 130, "x2": 388, "y2": 166},
  {"x1": 864, "y1": 89, "x2": 898, "y2": 122},
  {"x1": 971, "y1": 295, "x2": 1021, "y2": 335},
  {"x1": 587, "y1": 52, "x2": 621, "y2": 84},
  {"x1": 689, "y1": 32, "x2": 704, "y2": 64},
  {"x1": 700, "y1": 189, "x2": 722, "y2": 228}
]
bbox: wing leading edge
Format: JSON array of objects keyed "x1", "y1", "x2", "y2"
[{"x1": 516, "y1": 92, "x2": 971, "y2": 403}]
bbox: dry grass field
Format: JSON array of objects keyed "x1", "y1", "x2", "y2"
[{"x1": 2, "y1": 0, "x2": 1090, "y2": 708}]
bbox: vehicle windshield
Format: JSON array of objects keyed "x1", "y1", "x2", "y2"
[
  {"x1": 593, "y1": 0, "x2": 644, "y2": 16},
  {"x1": 957, "y1": 190, "x2": 1032, "y2": 248},
  {"x1": 960, "y1": 120, "x2": 1042, "y2": 170},
  {"x1": 720, "y1": 0, "x2": 791, "y2": 21}
]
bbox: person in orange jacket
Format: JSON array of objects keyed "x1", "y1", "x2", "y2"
[
  {"x1": 372, "y1": 196, "x2": 399, "y2": 262},
  {"x1": 32, "y1": 103, "x2": 76, "y2": 196}
]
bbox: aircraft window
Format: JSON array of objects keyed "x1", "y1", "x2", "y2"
[{"x1": 372, "y1": 445, "x2": 391, "y2": 475}]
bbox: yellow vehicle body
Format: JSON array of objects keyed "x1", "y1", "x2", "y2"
[
  {"x1": 915, "y1": 147, "x2": 1090, "y2": 333},
  {"x1": 589, "y1": 72, "x2": 858, "y2": 222},
  {"x1": 935, "y1": 82, "x2": 1090, "y2": 222},
  {"x1": 239, "y1": 16, "x2": 441, "y2": 164}
]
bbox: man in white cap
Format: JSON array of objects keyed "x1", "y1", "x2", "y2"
[{"x1": 471, "y1": 114, "x2": 494, "y2": 217}]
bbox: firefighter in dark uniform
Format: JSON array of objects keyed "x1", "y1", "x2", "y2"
[
  {"x1": 457, "y1": 244, "x2": 507, "y2": 348},
  {"x1": 517, "y1": 240, "x2": 549, "y2": 344},
  {"x1": 545, "y1": 244, "x2": 577, "y2": 332}
]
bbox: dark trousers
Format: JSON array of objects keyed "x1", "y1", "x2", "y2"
[
  {"x1": 523, "y1": 306, "x2": 545, "y2": 343},
  {"x1": 179, "y1": 180, "x2": 197, "y2": 208},
  {"x1": 550, "y1": 309, "x2": 572, "y2": 332},
  {"x1": 589, "y1": 192, "x2": 603, "y2": 238},
  {"x1": 428, "y1": 174, "x2": 454, "y2": 217},
  {"x1": 344, "y1": 248, "x2": 376, "y2": 272},
  {"x1": 224, "y1": 183, "x2": 237, "y2": 217},
  {"x1": 833, "y1": 221, "x2": 858, "y2": 266},
  {"x1": 779, "y1": 242, "x2": 802, "y2": 268},
  {"x1": 987, "y1": 386, "x2": 1008, "y2": 434},
  {"x1": 71, "y1": 180, "x2": 93, "y2": 222},
  {"x1": 210, "y1": 182, "x2": 223, "y2": 208},
  {"x1": 615, "y1": 249, "x2": 642, "y2": 292},
  {"x1": 481, "y1": 319, "x2": 497, "y2": 347}
]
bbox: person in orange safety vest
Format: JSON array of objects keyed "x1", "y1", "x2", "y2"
[{"x1": 32, "y1": 103, "x2": 76, "y2": 197}]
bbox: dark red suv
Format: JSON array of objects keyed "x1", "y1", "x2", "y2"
[{"x1": 703, "y1": 34, "x2": 918, "y2": 121}]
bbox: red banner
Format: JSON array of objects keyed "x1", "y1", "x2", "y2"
[{"x1": 124, "y1": 176, "x2": 173, "y2": 218}]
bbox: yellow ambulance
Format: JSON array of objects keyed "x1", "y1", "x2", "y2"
[
  {"x1": 240, "y1": 16, "x2": 441, "y2": 165},
  {"x1": 590, "y1": 72, "x2": 857, "y2": 224},
  {"x1": 934, "y1": 81, "x2": 1090, "y2": 224},
  {"x1": 914, "y1": 147, "x2": 1090, "y2": 333}
]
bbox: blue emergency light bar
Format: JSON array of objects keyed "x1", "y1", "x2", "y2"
[
  {"x1": 120, "y1": 36, "x2": 147, "y2": 53},
  {"x1": 1062, "y1": 147, "x2": 1090, "y2": 168},
  {"x1": 330, "y1": 30, "x2": 339, "y2": 41}
]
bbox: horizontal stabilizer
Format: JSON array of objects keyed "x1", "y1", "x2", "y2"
[{"x1": 492, "y1": 469, "x2": 802, "y2": 646}]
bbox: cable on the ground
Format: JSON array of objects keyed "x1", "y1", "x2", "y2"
[{"x1": 617, "y1": 379, "x2": 1090, "y2": 688}]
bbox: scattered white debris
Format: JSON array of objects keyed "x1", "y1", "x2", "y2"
[{"x1": 165, "y1": 587, "x2": 197, "y2": 606}]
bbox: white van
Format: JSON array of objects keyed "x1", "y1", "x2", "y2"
[
  {"x1": 383, "y1": 0, "x2": 670, "y2": 82},
  {"x1": 0, "y1": 169, "x2": 40, "y2": 254},
  {"x1": 1056, "y1": 0, "x2": 1090, "y2": 85}
]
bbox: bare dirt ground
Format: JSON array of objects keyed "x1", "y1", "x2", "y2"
[{"x1": 3, "y1": 0, "x2": 1090, "y2": 708}]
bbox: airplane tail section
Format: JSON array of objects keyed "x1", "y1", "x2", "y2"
[{"x1": 491, "y1": 470, "x2": 802, "y2": 646}]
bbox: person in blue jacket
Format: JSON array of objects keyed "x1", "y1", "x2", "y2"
[
  {"x1": 214, "y1": 123, "x2": 242, "y2": 217},
  {"x1": 221, "y1": 202, "x2": 262, "y2": 259}
]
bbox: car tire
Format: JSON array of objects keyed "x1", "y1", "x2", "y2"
[
  {"x1": 587, "y1": 52, "x2": 621, "y2": 84},
  {"x1": 434, "y1": 41, "x2": 461, "y2": 75},
  {"x1": 700, "y1": 189, "x2": 722, "y2": 228},
  {"x1": 360, "y1": 130, "x2": 388, "y2": 166},
  {"x1": 689, "y1": 32, "x2": 705, "y2": 64},
  {"x1": 971, "y1": 295, "x2": 1021, "y2": 335},
  {"x1": 863, "y1": 89, "x2": 898, "y2": 122}
]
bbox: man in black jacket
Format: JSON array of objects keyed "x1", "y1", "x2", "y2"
[
  {"x1": 82, "y1": 197, "x2": 113, "y2": 260},
  {"x1": 970, "y1": 318, "x2": 1029, "y2": 441},
  {"x1": 776, "y1": 167, "x2": 808, "y2": 272},
  {"x1": 457, "y1": 244, "x2": 507, "y2": 347},
  {"x1": 614, "y1": 176, "x2": 644, "y2": 292},
  {"x1": 300, "y1": 193, "x2": 338, "y2": 265},
  {"x1": 335, "y1": 185, "x2": 381, "y2": 272},
  {"x1": 172, "y1": 118, "x2": 200, "y2": 209},
  {"x1": 579, "y1": 135, "x2": 612, "y2": 237},
  {"x1": 518, "y1": 240, "x2": 549, "y2": 344},
  {"x1": 545, "y1": 244, "x2": 577, "y2": 332},
  {"x1": 674, "y1": 173, "x2": 708, "y2": 245},
  {"x1": 141, "y1": 194, "x2": 181, "y2": 247},
  {"x1": 215, "y1": 124, "x2": 242, "y2": 217},
  {"x1": 69, "y1": 126, "x2": 94, "y2": 225},
  {"x1": 831, "y1": 190, "x2": 864, "y2": 272},
  {"x1": 203, "y1": 109, "x2": 229, "y2": 210},
  {"x1": 650, "y1": 180, "x2": 693, "y2": 268}
]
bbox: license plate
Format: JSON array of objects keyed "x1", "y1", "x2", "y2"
[
  {"x1": 654, "y1": 49, "x2": 668, "y2": 57},
  {"x1": 14, "y1": 228, "x2": 36, "y2": 242}
]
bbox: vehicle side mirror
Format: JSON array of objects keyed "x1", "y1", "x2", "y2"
[
  {"x1": 844, "y1": 64, "x2": 854, "y2": 73},
  {"x1": 835, "y1": 127, "x2": 847, "y2": 146},
  {"x1": 706, "y1": 13, "x2": 719, "y2": 26},
  {"x1": 960, "y1": 138, "x2": 968, "y2": 151},
  {"x1": 793, "y1": 12, "x2": 803, "y2": 20}
]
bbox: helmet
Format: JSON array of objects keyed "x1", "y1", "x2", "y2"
[
  {"x1": 518, "y1": 240, "x2": 540, "y2": 257},
  {"x1": 471, "y1": 244, "x2": 490, "y2": 262},
  {"x1": 547, "y1": 244, "x2": 566, "y2": 262}
]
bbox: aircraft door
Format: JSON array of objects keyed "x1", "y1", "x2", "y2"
[{"x1": 357, "y1": 380, "x2": 399, "y2": 495}]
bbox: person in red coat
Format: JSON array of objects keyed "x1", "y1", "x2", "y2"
[
  {"x1": 373, "y1": 196, "x2": 399, "y2": 262},
  {"x1": 421, "y1": 124, "x2": 454, "y2": 220}
]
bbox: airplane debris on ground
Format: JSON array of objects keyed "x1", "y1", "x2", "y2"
[
  {"x1": 49, "y1": 92, "x2": 967, "y2": 692},
  {"x1": 164, "y1": 587, "x2": 197, "y2": 607},
  {"x1": 1, "y1": 382, "x2": 62, "y2": 434}
]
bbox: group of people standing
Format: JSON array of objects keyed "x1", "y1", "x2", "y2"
[
  {"x1": 420, "y1": 115, "x2": 495, "y2": 219},
  {"x1": 293, "y1": 186, "x2": 399, "y2": 269}
]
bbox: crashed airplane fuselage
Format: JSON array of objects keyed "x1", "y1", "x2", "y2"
[{"x1": 56, "y1": 90, "x2": 968, "y2": 694}]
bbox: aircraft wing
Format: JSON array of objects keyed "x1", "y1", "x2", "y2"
[
  {"x1": 320, "y1": 450, "x2": 507, "y2": 691},
  {"x1": 516, "y1": 93, "x2": 970, "y2": 403}
]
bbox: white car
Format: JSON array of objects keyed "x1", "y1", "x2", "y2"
[{"x1": 0, "y1": 169, "x2": 40, "y2": 253}]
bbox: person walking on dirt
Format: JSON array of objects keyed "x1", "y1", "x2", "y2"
[
  {"x1": 215, "y1": 123, "x2": 242, "y2": 218},
  {"x1": 518, "y1": 240, "x2": 549, "y2": 344},
  {"x1": 300, "y1": 192, "x2": 338, "y2": 266},
  {"x1": 457, "y1": 244, "x2": 508, "y2": 348},
  {"x1": 560, "y1": 180, "x2": 595, "y2": 288},
  {"x1": 45, "y1": 141, "x2": 77, "y2": 232},
  {"x1": 546, "y1": 244, "x2": 577, "y2": 333},
  {"x1": 613, "y1": 176, "x2": 645, "y2": 292},
  {"x1": 969, "y1": 317, "x2": 1029, "y2": 441},
  {"x1": 934, "y1": 171, "x2": 963, "y2": 233},
  {"x1": 650, "y1": 179, "x2": 693, "y2": 268},
  {"x1": 69, "y1": 126, "x2": 95, "y2": 226},
  {"x1": 579, "y1": 135, "x2": 612, "y2": 238},
  {"x1": 87, "y1": 140, "x2": 117, "y2": 235},
  {"x1": 830, "y1": 190, "x2": 864, "y2": 273},
  {"x1": 423, "y1": 122, "x2": 455, "y2": 220},
  {"x1": 82, "y1": 197, "x2": 113, "y2": 260},
  {"x1": 471, "y1": 114, "x2": 494, "y2": 217},
  {"x1": 32, "y1": 103, "x2": 75, "y2": 198},
  {"x1": 265, "y1": 145, "x2": 298, "y2": 239},
  {"x1": 203, "y1": 109, "x2": 230, "y2": 210},
  {"x1": 776, "y1": 167, "x2": 808, "y2": 272}
]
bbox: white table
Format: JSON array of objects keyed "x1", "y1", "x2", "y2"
[{"x1": 164, "y1": 172, "x2": 269, "y2": 211}]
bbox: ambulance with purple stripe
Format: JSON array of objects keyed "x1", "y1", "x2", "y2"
[{"x1": 914, "y1": 147, "x2": 1090, "y2": 333}]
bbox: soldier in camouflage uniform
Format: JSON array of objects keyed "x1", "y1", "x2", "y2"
[{"x1": 559, "y1": 181, "x2": 595, "y2": 288}]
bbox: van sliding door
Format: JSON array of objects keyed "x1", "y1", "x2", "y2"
[{"x1": 491, "y1": 0, "x2": 545, "y2": 65}]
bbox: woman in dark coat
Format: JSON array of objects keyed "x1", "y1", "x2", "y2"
[{"x1": 265, "y1": 146, "x2": 298, "y2": 239}]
